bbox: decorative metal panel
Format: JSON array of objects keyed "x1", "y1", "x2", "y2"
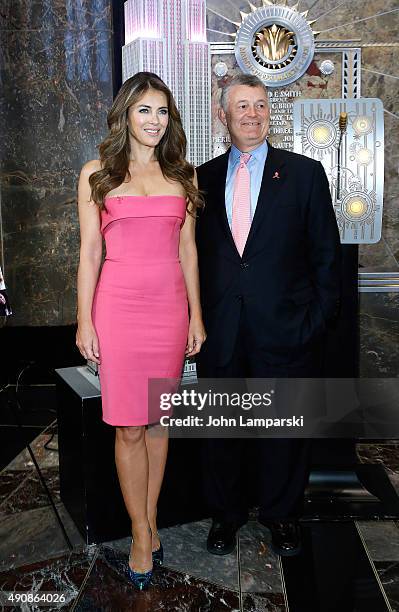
[{"x1": 293, "y1": 98, "x2": 384, "y2": 244}]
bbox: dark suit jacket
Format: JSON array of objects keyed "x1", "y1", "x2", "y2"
[{"x1": 196, "y1": 143, "x2": 341, "y2": 368}]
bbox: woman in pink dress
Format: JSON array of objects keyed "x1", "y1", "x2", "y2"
[{"x1": 76, "y1": 72, "x2": 206, "y2": 589}]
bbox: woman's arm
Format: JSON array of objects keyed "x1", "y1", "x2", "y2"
[
  {"x1": 179, "y1": 170, "x2": 206, "y2": 357},
  {"x1": 76, "y1": 160, "x2": 103, "y2": 363}
]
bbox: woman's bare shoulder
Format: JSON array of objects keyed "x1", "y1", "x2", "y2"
[{"x1": 81, "y1": 159, "x2": 102, "y2": 177}]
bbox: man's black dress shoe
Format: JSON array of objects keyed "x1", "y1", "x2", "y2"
[
  {"x1": 207, "y1": 521, "x2": 238, "y2": 555},
  {"x1": 266, "y1": 520, "x2": 301, "y2": 557}
]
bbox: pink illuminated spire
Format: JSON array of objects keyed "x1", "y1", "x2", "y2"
[
  {"x1": 186, "y1": 0, "x2": 207, "y2": 42},
  {"x1": 125, "y1": 0, "x2": 161, "y2": 44}
]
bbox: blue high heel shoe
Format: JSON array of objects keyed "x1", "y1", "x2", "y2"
[
  {"x1": 152, "y1": 538, "x2": 163, "y2": 566},
  {"x1": 127, "y1": 537, "x2": 153, "y2": 590}
]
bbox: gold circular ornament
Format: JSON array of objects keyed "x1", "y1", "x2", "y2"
[
  {"x1": 306, "y1": 120, "x2": 337, "y2": 149},
  {"x1": 342, "y1": 192, "x2": 372, "y2": 222},
  {"x1": 253, "y1": 23, "x2": 297, "y2": 68},
  {"x1": 235, "y1": 5, "x2": 316, "y2": 88}
]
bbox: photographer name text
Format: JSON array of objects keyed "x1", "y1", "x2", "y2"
[{"x1": 159, "y1": 415, "x2": 304, "y2": 428}]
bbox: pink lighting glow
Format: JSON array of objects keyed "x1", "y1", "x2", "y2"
[
  {"x1": 128, "y1": 29, "x2": 159, "y2": 42},
  {"x1": 125, "y1": 0, "x2": 161, "y2": 45},
  {"x1": 187, "y1": 0, "x2": 207, "y2": 42}
]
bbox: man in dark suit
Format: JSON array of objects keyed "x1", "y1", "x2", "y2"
[{"x1": 196, "y1": 74, "x2": 341, "y2": 556}]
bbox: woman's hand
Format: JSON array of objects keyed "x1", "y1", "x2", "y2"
[
  {"x1": 76, "y1": 321, "x2": 101, "y2": 364},
  {"x1": 186, "y1": 316, "x2": 206, "y2": 357}
]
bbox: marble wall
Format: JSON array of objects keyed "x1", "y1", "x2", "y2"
[{"x1": 0, "y1": 0, "x2": 113, "y2": 326}]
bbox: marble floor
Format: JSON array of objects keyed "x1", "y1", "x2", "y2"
[{"x1": 1, "y1": 417, "x2": 399, "y2": 610}]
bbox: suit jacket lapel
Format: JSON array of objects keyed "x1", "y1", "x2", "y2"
[
  {"x1": 243, "y1": 143, "x2": 287, "y2": 257},
  {"x1": 212, "y1": 149, "x2": 240, "y2": 256}
]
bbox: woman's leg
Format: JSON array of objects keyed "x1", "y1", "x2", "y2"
[
  {"x1": 115, "y1": 426, "x2": 152, "y2": 571},
  {"x1": 145, "y1": 424, "x2": 169, "y2": 550}
]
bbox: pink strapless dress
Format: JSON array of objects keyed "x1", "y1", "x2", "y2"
[{"x1": 92, "y1": 195, "x2": 189, "y2": 426}]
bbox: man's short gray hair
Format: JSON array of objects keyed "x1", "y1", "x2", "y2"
[{"x1": 220, "y1": 74, "x2": 269, "y2": 111}]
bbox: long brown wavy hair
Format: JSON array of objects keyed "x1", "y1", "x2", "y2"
[{"x1": 89, "y1": 72, "x2": 203, "y2": 213}]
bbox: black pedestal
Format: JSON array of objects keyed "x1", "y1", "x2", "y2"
[
  {"x1": 305, "y1": 246, "x2": 399, "y2": 519},
  {"x1": 56, "y1": 367, "x2": 207, "y2": 544},
  {"x1": 305, "y1": 464, "x2": 399, "y2": 520}
]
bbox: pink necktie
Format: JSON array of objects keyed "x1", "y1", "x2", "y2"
[{"x1": 232, "y1": 153, "x2": 251, "y2": 256}]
